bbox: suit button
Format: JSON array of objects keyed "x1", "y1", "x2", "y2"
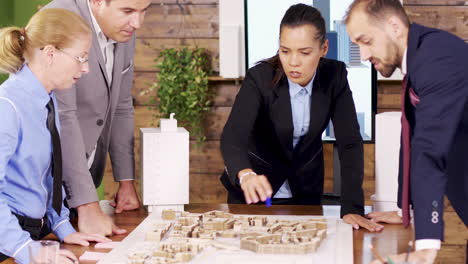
[{"x1": 97, "y1": 119, "x2": 104, "y2": 126}]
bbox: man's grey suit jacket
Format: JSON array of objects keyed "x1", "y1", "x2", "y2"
[{"x1": 44, "y1": 0, "x2": 136, "y2": 208}]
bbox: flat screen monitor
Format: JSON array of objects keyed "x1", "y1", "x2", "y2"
[{"x1": 245, "y1": 0, "x2": 377, "y2": 142}]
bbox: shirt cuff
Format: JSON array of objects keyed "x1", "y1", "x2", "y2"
[
  {"x1": 396, "y1": 208, "x2": 414, "y2": 218},
  {"x1": 12, "y1": 239, "x2": 33, "y2": 264},
  {"x1": 52, "y1": 220, "x2": 76, "y2": 241},
  {"x1": 415, "y1": 239, "x2": 441, "y2": 251}
]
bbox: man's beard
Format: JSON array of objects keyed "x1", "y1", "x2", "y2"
[{"x1": 376, "y1": 39, "x2": 402, "y2": 77}]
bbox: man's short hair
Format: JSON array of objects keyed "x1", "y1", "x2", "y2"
[{"x1": 343, "y1": 0, "x2": 410, "y2": 26}]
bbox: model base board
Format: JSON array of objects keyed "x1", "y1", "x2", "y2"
[{"x1": 97, "y1": 210, "x2": 353, "y2": 264}]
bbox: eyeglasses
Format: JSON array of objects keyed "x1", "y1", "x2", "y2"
[{"x1": 57, "y1": 48, "x2": 89, "y2": 64}]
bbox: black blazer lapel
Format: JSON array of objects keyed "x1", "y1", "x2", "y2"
[{"x1": 271, "y1": 77, "x2": 294, "y2": 160}]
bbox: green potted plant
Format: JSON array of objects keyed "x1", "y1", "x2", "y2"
[
  {"x1": 0, "y1": 74, "x2": 8, "y2": 85},
  {"x1": 149, "y1": 47, "x2": 212, "y2": 145}
]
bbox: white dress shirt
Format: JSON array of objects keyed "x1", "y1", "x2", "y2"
[
  {"x1": 88, "y1": 0, "x2": 116, "y2": 85},
  {"x1": 86, "y1": 0, "x2": 116, "y2": 169}
]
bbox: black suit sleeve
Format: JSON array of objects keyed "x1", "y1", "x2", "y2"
[
  {"x1": 221, "y1": 69, "x2": 262, "y2": 189},
  {"x1": 330, "y1": 63, "x2": 365, "y2": 217}
]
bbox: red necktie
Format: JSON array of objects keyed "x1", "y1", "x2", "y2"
[{"x1": 401, "y1": 75, "x2": 411, "y2": 227}]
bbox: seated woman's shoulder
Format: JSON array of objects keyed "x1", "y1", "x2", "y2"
[
  {"x1": 247, "y1": 62, "x2": 276, "y2": 78},
  {"x1": 316, "y1": 58, "x2": 347, "y2": 80},
  {"x1": 319, "y1": 57, "x2": 346, "y2": 70}
]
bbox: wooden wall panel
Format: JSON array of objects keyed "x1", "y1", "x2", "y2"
[
  {"x1": 134, "y1": 38, "x2": 219, "y2": 72},
  {"x1": 203, "y1": 106, "x2": 230, "y2": 140},
  {"x1": 139, "y1": 4, "x2": 218, "y2": 39},
  {"x1": 132, "y1": 106, "x2": 229, "y2": 141},
  {"x1": 304, "y1": 142, "x2": 375, "y2": 202},
  {"x1": 405, "y1": 0, "x2": 468, "y2": 5},
  {"x1": 363, "y1": 144, "x2": 375, "y2": 201},
  {"x1": 444, "y1": 211, "x2": 468, "y2": 245},
  {"x1": 377, "y1": 93, "x2": 400, "y2": 109},
  {"x1": 323, "y1": 144, "x2": 334, "y2": 194},
  {"x1": 378, "y1": 81, "x2": 401, "y2": 94},
  {"x1": 208, "y1": 82, "x2": 240, "y2": 106},
  {"x1": 132, "y1": 72, "x2": 239, "y2": 106},
  {"x1": 190, "y1": 140, "x2": 223, "y2": 174},
  {"x1": 437, "y1": 198, "x2": 468, "y2": 263},
  {"x1": 405, "y1": 6, "x2": 468, "y2": 40},
  {"x1": 377, "y1": 82, "x2": 403, "y2": 110},
  {"x1": 436, "y1": 245, "x2": 467, "y2": 264},
  {"x1": 190, "y1": 172, "x2": 227, "y2": 203},
  {"x1": 132, "y1": 71, "x2": 157, "y2": 106}
]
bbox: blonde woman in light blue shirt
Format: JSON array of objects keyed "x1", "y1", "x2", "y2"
[{"x1": 0, "y1": 8, "x2": 110, "y2": 264}]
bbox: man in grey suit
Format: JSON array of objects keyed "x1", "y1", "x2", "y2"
[{"x1": 45, "y1": 0, "x2": 151, "y2": 235}]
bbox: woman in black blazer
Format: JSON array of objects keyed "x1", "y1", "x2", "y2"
[{"x1": 220, "y1": 4, "x2": 382, "y2": 231}]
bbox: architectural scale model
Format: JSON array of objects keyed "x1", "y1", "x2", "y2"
[
  {"x1": 127, "y1": 238, "x2": 208, "y2": 264},
  {"x1": 126, "y1": 210, "x2": 328, "y2": 263}
]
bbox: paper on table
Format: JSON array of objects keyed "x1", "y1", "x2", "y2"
[
  {"x1": 95, "y1": 242, "x2": 121, "y2": 249},
  {"x1": 79, "y1": 251, "x2": 107, "y2": 262}
]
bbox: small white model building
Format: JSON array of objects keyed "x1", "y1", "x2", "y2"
[
  {"x1": 146, "y1": 223, "x2": 173, "y2": 242},
  {"x1": 140, "y1": 114, "x2": 189, "y2": 214}
]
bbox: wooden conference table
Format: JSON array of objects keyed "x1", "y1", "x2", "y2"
[{"x1": 2, "y1": 203, "x2": 413, "y2": 264}]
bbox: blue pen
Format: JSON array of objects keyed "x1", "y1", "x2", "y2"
[{"x1": 265, "y1": 197, "x2": 272, "y2": 207}]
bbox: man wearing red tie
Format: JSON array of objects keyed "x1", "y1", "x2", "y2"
[{"x1": 344, "y1": 0, "x2": 468, "y2": 263}]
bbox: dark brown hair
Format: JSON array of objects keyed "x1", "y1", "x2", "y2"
[
  {"x1": 343, "y1": 0, "x2": 410, "y2": 26},
  {"x1": 261, "y1": 4, "x2": 326, "y2": 85}
]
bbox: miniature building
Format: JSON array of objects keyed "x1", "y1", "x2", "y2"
[
  {"x1": 240, "y1": 233, "x2": 322, "y2": 254},
  {"x1": 145, "y1": 223, "x2": 172, "y2": 242},
  {"x1": 128, "y1": 239, "x2": 207, "y2": 264},
  {"x1": 133, "y1": 210, "x2": 329, "y2": 263},
  {"x1": 219, "y1": 229, "x2": 237, "y2": 238},
  {"x1": 140, "y1": 117, "x2": 189, "y2": 214},
  {"x1": 161, "y1": 209, "x2": 177, "y2": 221},
  {"x1": 203, "y1": 218, "x2": 229, "y2": 231}
]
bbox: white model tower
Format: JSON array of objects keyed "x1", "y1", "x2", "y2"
[
  {"x1": 140, "y1": 113, "x2": 189, "y2": 214},
  {"x1": 373, "y1": 112, "x2": 401, "y2": 211}
]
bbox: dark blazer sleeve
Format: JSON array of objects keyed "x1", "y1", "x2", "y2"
[
  {"x1": 330, "y1": 63, "x2": 365, "y2": 217},
  {"x1": 221, "y1": 69, "x2": 262, "y2": 189},
  {"x1": 408, "y1": 33, "x2": 468, "y2": 241}
]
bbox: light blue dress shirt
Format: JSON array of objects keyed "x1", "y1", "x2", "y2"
[
  {"x1": 0, "y1": 65, "x2": 75, "y2": 264},
  {"x1": 274, "y1": 75, "x2": 315, "y2": 199}
]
